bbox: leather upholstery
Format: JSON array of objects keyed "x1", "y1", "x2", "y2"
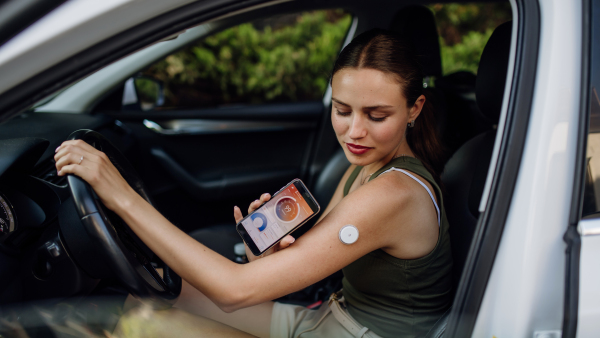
[
  {"x1": 312, "y1": 149, "x2": 350, "y2": 207},
  {"x1": 441, "y1": 130, "x2": 496, "y2": 280},
  {"x1": 476, "y1": 21, "x2": 512, "y2": 123},
  {"x1": 390, "y1": 5, "x2": 442, "y2": 77},
  {"x1": 441, "y1": 21, "x2": 512, "y2": 285}
]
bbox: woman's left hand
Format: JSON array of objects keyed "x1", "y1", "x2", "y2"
[
  {"x1": 54, "y1": 139, "x2": 138, "y2": 213},
  {"x1": 233, "y1": 193, "x2": 295, "y2": 262}
]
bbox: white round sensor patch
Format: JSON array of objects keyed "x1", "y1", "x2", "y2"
[{"x1": 339, "y1": 225, "x2": 359, "y2": 245}]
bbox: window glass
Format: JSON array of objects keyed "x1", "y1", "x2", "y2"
[
  {"x1": 582, "y1": 0, "x2": 600, "y2": 217},
  {"x1": 428, "y1": 3, "x2": 512, "y2": 75},
  {"x1": 137, "y1": 10, "x2": 351, "y2": 110}
]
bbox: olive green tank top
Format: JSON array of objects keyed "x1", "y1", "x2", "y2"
[{"x1": 341, "y1": 156, "x2": 453, "y2": 338}]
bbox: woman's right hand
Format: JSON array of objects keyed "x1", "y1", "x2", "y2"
[{"x1": 233, "y1": 193, "x2": 295, "y2": 262}]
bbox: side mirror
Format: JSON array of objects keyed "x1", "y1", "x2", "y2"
[{"x1": 122, "y1": 76, "x2": 165, "y2": 111}]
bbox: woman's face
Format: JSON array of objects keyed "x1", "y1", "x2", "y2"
[{"x1": 331, "y1": 68, "x2": 422, "y2": 167}]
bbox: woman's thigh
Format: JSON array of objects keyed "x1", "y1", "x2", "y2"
[{"x1": 174, "y1": 279, "x2": 275, "y2": 338}]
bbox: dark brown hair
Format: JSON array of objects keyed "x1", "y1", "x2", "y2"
[{"x1": 331, "y1": 29, "x2": 445, "y2": 185}]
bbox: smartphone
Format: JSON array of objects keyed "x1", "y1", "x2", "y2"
[{"x1": 236, "y1": 179, "x2": 320, "y2": 256}]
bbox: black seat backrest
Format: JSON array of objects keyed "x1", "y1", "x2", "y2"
[
  {"x1": 442, "y1": 21, "x2": 512, "y2": 284},
  {"x1": 390, "y1": 5, "x2": 442, "y2": 78},
  {"x1": 390, "y1": 5, "x2": 448, "y2": 157}
]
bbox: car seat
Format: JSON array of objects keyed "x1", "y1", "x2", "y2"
[
  {"x1": 423, "y1": 21, "x2": 512, "y2": 338},
  {"x1": 442, "y1": 20, "x2": 512, "y2": 283}
]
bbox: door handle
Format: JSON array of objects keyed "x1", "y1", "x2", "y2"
[{"x1": 143, "y1": 119, "x2": 314, "y2": 135}]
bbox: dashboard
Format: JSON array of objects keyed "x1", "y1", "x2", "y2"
[{"x1": 0, "y1": 113, "x2": 137, "y2": 305}]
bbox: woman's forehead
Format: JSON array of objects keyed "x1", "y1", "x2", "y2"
[{"x1": 331, "y1": 68, "x2": 406, "y2": 107}]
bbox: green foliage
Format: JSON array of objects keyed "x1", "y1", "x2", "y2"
[
  {"x1": 143, "y1": 11, "x2": 351, "y2": 108},
  {"x1": 428, "y1": 3, "x2": 511, "y2": 75},
  {"x1": 440, "y1": 28, "x2": 494, "y2": 75}
]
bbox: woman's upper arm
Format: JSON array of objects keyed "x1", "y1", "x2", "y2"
[
  {"x1": 236, "y1": 177, "x2": 408, "y2": 307},
  {"x1": 314, "y1": 164, "x2": 356, "y2": 224}
]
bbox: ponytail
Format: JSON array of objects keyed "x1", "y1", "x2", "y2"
[{"x1": 406, "y1": 91, "x2": 445, "y2": 185}]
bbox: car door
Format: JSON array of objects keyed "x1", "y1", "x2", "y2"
[
  {"x1": 569, "y1": 0, "x2": 600, "y2": 336},
  {"x1": 0, "y1": 0, "x2": 66, "y2": 47},
  {"x1": 95, "y1": 9, "x2": 353, "y2": 233}
]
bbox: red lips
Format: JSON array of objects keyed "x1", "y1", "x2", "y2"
[{"x1": 346, "y1": 143, "x2": 373, "y2": 155}]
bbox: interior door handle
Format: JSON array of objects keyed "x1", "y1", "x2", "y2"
[
  {"x1": 150, "y1": 148, "x2": 297, "y2": 200},
  {"x1": 143, "y1": 119, "x2": 314, "y2": 135}
]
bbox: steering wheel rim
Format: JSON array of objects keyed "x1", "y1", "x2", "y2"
[{"x1": 65, "y1": 129, "x2": 181, "y2": 301}]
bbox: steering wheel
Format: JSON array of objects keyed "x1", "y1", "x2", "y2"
[{"x1": 60, "y1": 129, "x2": 181, "y2": 302}]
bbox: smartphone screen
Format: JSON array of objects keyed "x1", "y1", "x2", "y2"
[{"x1": 238, "y1": 180, "x2": 318, "y2": 254}]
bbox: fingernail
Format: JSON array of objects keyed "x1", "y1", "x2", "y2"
[
  {"x1": 290, "y1": 238, "x2": 295, "y2": 243},
  {"x1": 55, "y1": 146, "x2": 60, "y2": 153},
  {"x1": 57, "y1": 170, "x2": 61, "y2": 176}
]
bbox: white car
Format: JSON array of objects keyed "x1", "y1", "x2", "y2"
[{"x1": 0, "y1": 0, "x2": 596, "y2": 337}]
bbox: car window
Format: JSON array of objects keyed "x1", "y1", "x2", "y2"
[
  {"x1": 582, "y1": 0, "x2": 600, "y2": 217},
  {"x1": 428, "y1": 2, "x2": 512, "y2": 76},
  {"x1": 132, "y1": 10, "x2": 352, "y2": 111}
]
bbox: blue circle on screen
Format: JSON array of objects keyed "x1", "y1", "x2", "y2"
[{"x1": 250, "y1": 213, "x2": 268, "y2": 232}]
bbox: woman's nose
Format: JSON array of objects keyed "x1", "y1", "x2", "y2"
[{"x1": 348, "y1": 115, "x2": 367, "y2": 139}]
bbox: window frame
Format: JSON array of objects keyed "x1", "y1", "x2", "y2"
[{"x1": 444, "y1": 0, "x2": 541, "y2": 336}]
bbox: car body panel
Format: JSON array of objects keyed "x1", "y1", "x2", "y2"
[
  {"x1": 2, "y1": 0, "x2": 596, "y2": 337},
  {"x1": 473, "y1": 0, "x2": 582, "y2": 336},
  {"x1": 0, "y1": 0, "x2": 197, "y2": 95}
]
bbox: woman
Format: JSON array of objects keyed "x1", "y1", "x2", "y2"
[{"x1": 54, "y1": 29, "x2": 453, "y2": 338}]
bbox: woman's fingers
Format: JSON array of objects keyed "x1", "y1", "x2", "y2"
[
  {"x1": 247, "y1": 193, "x2": 271, "y2": 214},
  {"x1": 56, "y1": 139, "x2": 104, "y2": 158},
  {"x1": 248, "y1": 199, "x2": 260, "y2": 214},
  {"x1": 56, "y1": 163, "x2": 87, "y2": 179},
  {"x1": 55, "y1": 152, "x2": 94, "y2": 173},
  {"x1": 276, "y1": 235, "x2": 295, "y2": 251},
  {"x1": 233, "y1": 206, "x2": 243, "y2": 223},
  {"x1": 52, "y1": 139, "x2": 137, "y2": 213},
  {"x1": 54, "y1": 141, "x2": 105, "y2": 174}
]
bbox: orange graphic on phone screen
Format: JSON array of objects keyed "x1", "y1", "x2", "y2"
[{"x1": 275, "y1": 196, "x2": 299, "y2": 222}]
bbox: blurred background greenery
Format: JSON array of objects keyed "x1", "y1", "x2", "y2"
[
  {"x1": 143, "y1": 10, "x2": 351, "y2": 108},
  {"x1": 140, "y1": 3, "x2": 511, "y2": 109},
  {"x1": 429, "y1": 2, "x2": 512, "y2": 74}
]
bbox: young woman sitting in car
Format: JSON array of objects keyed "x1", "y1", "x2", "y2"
[{"x1": 54, "y1": 29, "x2": 453, "y2": 338}]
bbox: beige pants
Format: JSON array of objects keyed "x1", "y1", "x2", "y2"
[{"x1": 271, "y1": 292, "x2": 382, "y2": 338}]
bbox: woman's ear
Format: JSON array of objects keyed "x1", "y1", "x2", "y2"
[{"x1": 409, "y1": 95, "x2": 426, "y2": 122}]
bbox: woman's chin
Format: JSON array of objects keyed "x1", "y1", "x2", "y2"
[{"x1": 344, "y1": 151, "x2": 375, "y2": 167}]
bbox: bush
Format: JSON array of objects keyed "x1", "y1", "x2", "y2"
[
  {"x1": 440, "y1": 28, "x2": 494, "y2": 75},
  {"x1": 143, "y1": 11, "x2": 351, "y2": 108},
  {"x1": 428, "y1": 3, "x2": 511, "y2": 75}
]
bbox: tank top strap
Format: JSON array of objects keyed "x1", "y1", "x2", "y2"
[
  {"x1": 377, "y1": 167, "x2": 441, "y2": 226},
  {"x1": 343, "y1": 165, "x2": 363, "y2": 197}
]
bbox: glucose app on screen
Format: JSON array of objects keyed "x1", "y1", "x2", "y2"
[{"x1": 242, "y1": 184, "x2": 314, "y2": 252}]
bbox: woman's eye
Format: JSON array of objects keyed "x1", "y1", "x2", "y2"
[
  {"x1": 336, "y1": 110, "x2": 351, "y2": 116},
  {"x1": 368, "y1": 115, "x2": 386, "y2": 122}
]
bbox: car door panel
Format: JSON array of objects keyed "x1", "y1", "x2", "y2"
[{"x1": 102, "y1": 101, "x2": 323, "y2": 232}]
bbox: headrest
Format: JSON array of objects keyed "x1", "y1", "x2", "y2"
[
  {"x1": 390, "y1": 5, "x2": 442, "y2": 77},
  {"x1": 476, "y1": 21, "x2": 512, "y2": 123}
]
